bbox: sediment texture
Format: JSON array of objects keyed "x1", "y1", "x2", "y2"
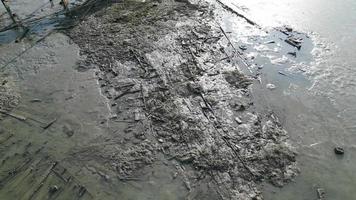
[{"x1": 68, "y1": 0, "x2": 298, "y2": 199}]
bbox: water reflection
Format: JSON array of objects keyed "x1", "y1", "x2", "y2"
[{"x1": 218, "y1": 0, "x2": 356, "y2": 199}]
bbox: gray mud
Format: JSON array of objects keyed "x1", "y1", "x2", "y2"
[
  {"x1": 0, "y1": 0, "x2": 299, "y2": 199},
  {"x1": 64, "y1": 0, "x2": 298, "y2": 199}
]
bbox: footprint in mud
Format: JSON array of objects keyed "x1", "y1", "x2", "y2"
[{"x1": 60, "y1": 116, "x2": 82, "y2": 138}]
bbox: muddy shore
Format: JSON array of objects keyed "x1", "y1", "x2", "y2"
[
  {"x1": 0, "y1": 0, "x2": 298, "y2": 199},
  {"x1": 67, "y1": 0, "x2": 298, "y2": 199}
]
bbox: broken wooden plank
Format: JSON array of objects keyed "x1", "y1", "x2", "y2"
[
  {"x1": 42, "y1": 118, "x2": 57, "y2": 130},
  {"x1": 0, "y1": 109, "x2": 27, "y2": 121}
]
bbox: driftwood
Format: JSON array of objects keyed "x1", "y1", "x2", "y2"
[
  {"x1": 0, "y1": 0, "x2": 28, "y2": 40},
  {"x1": 42, "y1": 118, "x2": 57, "y2": 129},
  {"x1": 216, "y1": 0, "x2": 260, "y2": 28},
  {"x1": 1, "y1": 0, "x2": 19, "y2": 26},
  {"x1": 219, "y1": 26, "x2": 249, "y2": 67},
  {"x1": 0, "y1": 109, "x2": 27, "y2": 121}
]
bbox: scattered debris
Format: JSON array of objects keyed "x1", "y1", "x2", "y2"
[
  {"x1": 67, "y1": 1, "x2": 298, "y2": 199},
  {"x1": 266, "y1": 83, "x2": 277, "y2": 90},
  {"x1": 30, "y1": 98, "x2": 42, "y2": 103},
  {"x1": 334, "y1": 146, "x2": 345, "y2": 155},
  {"x1": 234, "y1": 116, "x2": 242, "y2": 124},
  {"x1": 316, "y1": 187, "x2": 326, "y2": 200},
  {"x1": 264, "y1": 40, "x2": 275, "y2": 44},
  {"x1": 278, "y1": 71, "x2": 288, "y2": 76},
  {"x1": 49, "y1": 185, "x2": 59, "y2": 194},
  {"x1": 0, "y1": 109, "x2": 26, "y2": 121},
  {"x1": 239, "y1": 45, "x2": 248, "y2": 51},
  {"x1": 216, "y1": 0, "x2": 260, "y2": 28},
  {"x1": 42, "y1": 118, "x2": 57, "y2": 130},
  {"x1": 287, "y1": 51, "x2": 297, "y2": 57},
  {"x1": 285, "y1": 36, "x2": 302, "y2": 50}
]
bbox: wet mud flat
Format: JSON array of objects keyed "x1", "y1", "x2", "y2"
[
  {"x1": 0, "y1": 32, "x2": 105, "y2": 199},
  {"x1": 65, "y1": 0, "x2": 298, "y2": 199},
  {"x1": 0, "y1": 0, "x2": 301, "y2": 199}
]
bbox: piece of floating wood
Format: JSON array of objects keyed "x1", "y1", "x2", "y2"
[{"x1": 0, "y1": 109, "x2": 27, "y2": 121}]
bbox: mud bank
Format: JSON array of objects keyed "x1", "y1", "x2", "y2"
[{"x1": 65, "y1": 0, "x2": 298, "y2": 199}]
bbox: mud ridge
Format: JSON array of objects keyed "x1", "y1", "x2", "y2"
[{"x1": 67, "y1": 0, "x2": 298, "y2": 199}]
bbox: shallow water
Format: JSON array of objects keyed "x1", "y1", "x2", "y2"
[{"x1": 217, "y1": 0, "x2": 356, "y2": 199}]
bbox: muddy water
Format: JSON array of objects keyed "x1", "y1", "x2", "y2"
[{"x1": 216, "y1": 0, "x2": 356, "y2": 199}]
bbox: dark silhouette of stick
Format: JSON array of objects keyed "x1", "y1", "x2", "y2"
[{"x1": 1, "y1": 0, "x2": 18, "y2": 25}]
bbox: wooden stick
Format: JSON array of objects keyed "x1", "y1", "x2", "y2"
[
  {"x1": 1, "y1": 0, "x2": 18, "y2": 26},
  {"x1": 0, "y1": 109, "x2": 27, "y2": 121}
]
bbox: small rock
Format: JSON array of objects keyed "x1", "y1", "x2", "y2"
[
  {"x1": 134, "y1": 109, "x2": 141, "y2": 121},
  {"x1": 172, "y1": 172, "x2": 178, "y2": 179},
  {"x1": 234, "y1": 117, "x2": 242, "y2": 124},
  {"x1": 316, "y1": 187, "x2": 326, "y2": 200},
  {"x1": 266, "y1": 83, "x2": 276, "y2": 90},
  {"x1": 49, "y1": 185, "x2": 59, "y2": 194},
  {"x1": 285, "y1": 26, "x2": 293, "y2": 32},
  {"x1": 200, "y1": 101, "x2": 208, "y2": 109},
  {"x1": 334, "y1": 146, "x2": 345, "y2": 155},
  {"x1": 239, "y1": 45, "x2": 247, "y2": 51},
  {"x1": 107, "y1": 40, "x2": 114, "y2": 46},
  {"x1": 158, "y1": 138, "x2": 164, "y2": 143}
]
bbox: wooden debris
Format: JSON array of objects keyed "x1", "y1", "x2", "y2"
[
  {"x1": 317, "y1": 187, "x2": 326, "y2": 200},
  {"x1": 0, "y1": 109, "x2": 27, "y2": 121},
  {"x1": 278, "y1": 71, "x2": 287, "y2": 76},
  {"x1": 30, "y1": 98, "x2": 42, "y2": 103},
  {"x1": 216, "y1": 0, "x2": 260, "y2": 27},
  {"x1": 42, "y1": 118, "x2": 57, "y2": 130},
  {"x1": 285, "y1": 36, "x2": 302, "y2": 50},
  {"x1": 287, "y1": 51, "x2": 297, "y2": 57},
  {"x1": 1, "y1": 0, "x2": 20, "y2": 27}
]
